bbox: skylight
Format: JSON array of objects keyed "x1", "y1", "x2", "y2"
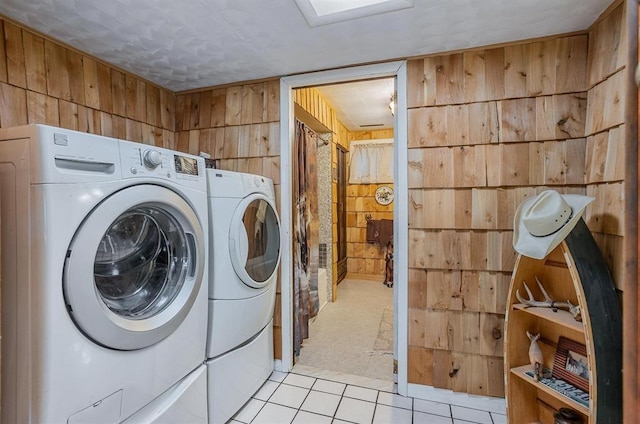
[{"x1": 294, "y1": 0, "x2": 415, "y2": 27}]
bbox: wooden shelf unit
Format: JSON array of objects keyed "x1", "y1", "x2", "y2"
[{"x1": 504, "y1": 219, "x2": 621, "y2": 424}]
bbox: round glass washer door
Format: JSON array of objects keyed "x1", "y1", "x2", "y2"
[
  {"x1": 229, "y1": 194, "x2": 281, "y2": 289},
  {"x1": 64, "y1": 185, "x2": 204, "y2": 351}
]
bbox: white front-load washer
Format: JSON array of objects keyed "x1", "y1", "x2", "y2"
[
  {"x1": 205, "y1": 169, "x2": 280, "y2": 424},
  {"x1": 0, "y1": 124, "x2": 209, "y2": 423}
]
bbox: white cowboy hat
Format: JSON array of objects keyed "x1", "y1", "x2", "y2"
[{"x1": 513, "y1": 190, "x2": 595, "y2": 259}]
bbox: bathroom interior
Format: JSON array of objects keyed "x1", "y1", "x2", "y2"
[{"x1": 291, "y1": 78, "x2": 398, "y2": 383}]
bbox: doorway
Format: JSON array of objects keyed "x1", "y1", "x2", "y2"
[
  {"x1": 278, "y1": 61, "x2": 409, "y2": 396},
  {"x1": 335, "y1": 144, "x2": 347, "y2": 284}
]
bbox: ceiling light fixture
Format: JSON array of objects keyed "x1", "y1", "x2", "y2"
[{"x1": 294, "y1": 0, "x2": 415, "y2": 27}]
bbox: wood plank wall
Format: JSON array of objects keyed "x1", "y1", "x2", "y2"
[
  {"x1": 0, "y1": 19, "x2": 175, "y2": 143},
  {"x1": 584, "y1": 3, "x2": 627, "y2": 290},
  {"x1": 406, "y1": 30, "x2": 602, "y2": 396},
  {"x1": 347, "y1": 129, "x2": 395, "y2": 276}
]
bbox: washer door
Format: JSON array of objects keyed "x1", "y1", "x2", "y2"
[
  {"x1": 229, "y1": 194, "x2": 281, "y2": 289},
  {"x1": 64, "y1": 185, "x2": 204, "y2": 350}
]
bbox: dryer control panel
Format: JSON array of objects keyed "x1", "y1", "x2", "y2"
[{"x1": 119, "y1": 140, "x2": 206, "y2": 191}]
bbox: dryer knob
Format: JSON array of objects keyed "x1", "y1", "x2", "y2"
[{"x1": 143, "y1": 149, "x2": 162, "y2": 168}]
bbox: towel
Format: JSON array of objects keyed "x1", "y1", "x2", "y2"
[
  {"x1": 378, "y1": 219, "x2": 393, "y2": 246},
  {"x1": 366, "y1": 219, "x2": 380, "y2": 243}
]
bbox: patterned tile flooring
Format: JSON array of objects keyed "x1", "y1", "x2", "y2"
[{"x1": 230, "y1": 368, "x2": 507, "y2": 424}]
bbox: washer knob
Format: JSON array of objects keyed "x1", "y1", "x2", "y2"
[{"x1": 143, "y1": 149, "x2": 162, "y2": 168}]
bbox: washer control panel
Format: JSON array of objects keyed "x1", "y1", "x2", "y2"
[{"x1": 119, "y1": 140, "x2": 205, "y2": 189}]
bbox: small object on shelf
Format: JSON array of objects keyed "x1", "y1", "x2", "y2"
[
  {"x1": 554, "y1": 407, "x2": 584, "y2": 424},
  {"x1": 374, "y1": 185, "x2": 394, "y2": 205},
  {"x1": 553, "y1": 337, "x2": 589, "y2": 393},
  {"x1": 516, "y1": 276, "x2": 582, "y2": 321},
  {"x1": 527, "y1": 331, "x2": 544, "y2": 381}
]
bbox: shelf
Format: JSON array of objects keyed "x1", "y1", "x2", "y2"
[
  {"x1": 512, "y1": 304, "x2": 584, "y2": 333},
  {"x1": 510, "y1": 365, "x2": 589, "y2": 416}
]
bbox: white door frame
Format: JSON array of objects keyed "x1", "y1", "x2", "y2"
[{"x1": 278, "y1": 61, "x2": 409, "y2": 396}]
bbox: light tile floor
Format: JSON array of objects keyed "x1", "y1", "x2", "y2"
[{"x1": 231, "y1": 369, "x2": 507, "y2": 424}]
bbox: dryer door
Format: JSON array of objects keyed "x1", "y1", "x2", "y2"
[
  {"x1": 64, "y1": 185, "x2": 205, "y2": 350},
  {"x1": 229, "y1": 194, "x2": 281, "y2": 289}
]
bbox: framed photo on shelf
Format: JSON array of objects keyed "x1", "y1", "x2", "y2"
[{"x1": 553, "y1": 336, "x2": 589, "y2": 393}]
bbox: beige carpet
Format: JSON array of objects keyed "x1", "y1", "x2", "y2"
[{"x1": 294, "y1": 277, "x2": 394, "y2": 381}]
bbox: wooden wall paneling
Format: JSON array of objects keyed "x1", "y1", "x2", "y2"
[
  {"x1": 486, "y1": 356, "x2": 506, "y2": 397},
  {"x1": 553, "y1": 93, "x2": 588, "y2": 139},
  {"x1": 407, "y1": 59, "x2": 426, "y2": 108},
  {"x1": 463, "y1": 50, "x2": 487, "y2": 103},
  {"x1": 543, "y1": 140, "x2": 569, "y2": 184},
  {"x1": 0, "y1": 22, "x2": 7, "y2": 83},
  {"x1": 197, "y1": 90, "x2": 212, "y2": 129},
  {"x1": 478, "y1": 271, "x2": 510, "y2": 314},
  {"x1": 426, "y1": 270, "x2": 451, "y2": 310},
  {"x1": 460, "y1": 270, "x2": 480, "y2": 311},
  {"x1": 586, "y1": 126, "x2": 625, "y2": 183},
  {"x1": 454, "y1": 189, "x2": 472, "y2": 228},
  {"x1": 563, "y1": 137, "x2": 587, "y2": 184},
  {"x1": 423, "y1": 309, "x2": 448, "y2": 350},
  {"x1": 471, "y1": 188, "x2": 498, "y2": 230},
  {"x1": 111, "y1": 69, "x2": 126, "y2": 118},
  {"x1": 449, "y1": 271, "x2": 465, "y2": 311},
  {"x1": 145, "y1": 84, "x2": 161, "y2": 128},
  {"x1": 225, "y1": 86, "x2": 242, "y2": 126},
  {"x1": 82, "y1": 56, "x2": 100, "y2": 109},
  {"x1": 555, "y1": 35, "x2": 588, "y2": 93},
  {"x1": 484, "y1": 48, "x2": 506, "y2": 101},
  {"x1": 223, "y1": 125, "x2": 239, "y2": 158},
  {"x1": 432, "y1": 349, "x2": 453, "y2": 390},
  {"x1": 248, "y1": 123, "x2": 262, "y2": 157},
  {"x1": 124, "y1": 118, "x2": 141, "y2": 143},
  {"x1": 97, "y1": 62, "x2": 113, "y2": 114},
  {"x1": 174, "y1": 93, "x2": 188, "y2": 131},
  {"x1": 526, "y1": 39, "x2": 557, "y2": 97},
  {"x1": 422, "y1": 189, "x2": 457, "y2": 229},
  {"x1": 407, "y1": 346, "x2": 434, "y2": 385},
  {"x1": 498, "y1": 143, "x2": 530, "y2": 186},
  {"x1": 435, "y1": 54, "x2": 463, "y2": 105},
  {"x1": 587, "y1": 3, "x2": 625, "y2": 86},
  {"x1": 66, "y1": 50, "x2": 85, "y2": 105},
  {"x1": 468, "y1": 101, "x2": 499, "y2": 144},
  {"x1": 500, "y1": 97, "x2": 536, "y2": 142},
  {"x1": 528, "y1": 141, "x2": 546, "y2": 185},
  {"x1": 447, "y1": 104, "x2": 469, "y2": 145},
  {"x1": 479, "y1": 313, "x2": 504, "y2": 357},
  {"x1": 453, "y1": 145, "x2": 487, "y2": 188},
  {"x1": 58, "y1": 100, "x2": 78, "y2": 130},
  {"x1": 99, "y1": 111, "x2": 113, "y2": 137},
  {"x1": 4, "y1": 22, "x2": 26, "y2": 88},
  {"x1": 187, "y1": 128, "x2": 200, "y2": 154},
  {"x1": 504, "y1": 44, "x2": 528, "y2": 98},
  {"x1": 22, "y1": 31, "x2": 46, "y2": 94},
  {"x1": 586, "y1": 70, "x2": 626, "y2": 135},
  {"x1": 535, "y1": 96, "x2": 557, "y2": 140},
  {"x1": 408, "y1": 308, "x2": 427, "y2": 346},
  {"x1": 237, "y1": 124, "x2": 251, "y2": 158},
  {"x1": 175, "y1": 131, "x2": 189, "y2": 152},
  {"x1": 408, "y1": 268, "x2": 428, "y2": 309},
  {"x1": 265, "y1": 80, "x2": 279, "y2": 122},
  {"x1": 125, "y1": 75, "x2": 146, "y2": 122},
  {"x1": 26, "y1": 91, "x2": 59, "y2": 126},
  {"x1": 240, "y1": 85, "x2": 253, "y2": 125},
  {"x1": 0, "y1": 82, "x2": 27, "y2": 126},
  {"x1": 209, "y1": 88, "x2": 226, "y2": 128},
  {"x1": 447, "y1": 311, "x2": 480, "y2": 354},
  {"x1": 111, "y1": 111, "x2": 127, "y2": 140},
  {"x1": 422, "y1": 147, "x2": 454, "y2": 187}
]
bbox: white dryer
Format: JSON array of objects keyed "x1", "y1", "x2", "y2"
[
  {"x1": 0, "y1": 125, "x2": 209, "y2": 423},
  {"x1": 205, "y1": 169, "x2": 280, "y2": 424}
]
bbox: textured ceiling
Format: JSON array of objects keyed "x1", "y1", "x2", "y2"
[{"x1": 0, "y1": 0, "x2": 611, "y2": 93}]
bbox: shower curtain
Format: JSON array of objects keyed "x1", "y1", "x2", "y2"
[{"x1": 293, "y1": 119, "x2": 319, "y2": 357}]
